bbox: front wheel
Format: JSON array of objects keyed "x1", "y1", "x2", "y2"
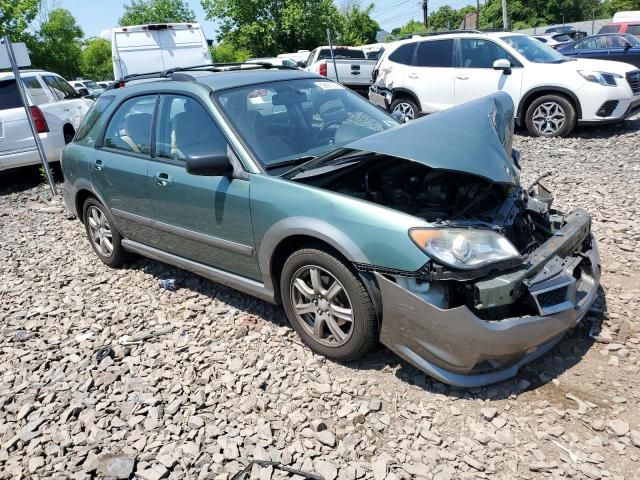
[
  {"x1": 280, "y1": 247, "x2": 378, "y2": 362},
  {"x1": 525, "y1": 94, "x2": 576, "y2": 137}
]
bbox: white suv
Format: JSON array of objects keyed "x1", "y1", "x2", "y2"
[
  {"x1": 370, "y1": 31, "x2": 640, "y2": 137},
  {"x1": 0, "y1": 70, "x2": 93, "y2": 171}
]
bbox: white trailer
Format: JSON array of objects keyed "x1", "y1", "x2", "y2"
[{"x1": 112, "y1": 23, "x2": 212, "y2": 79}]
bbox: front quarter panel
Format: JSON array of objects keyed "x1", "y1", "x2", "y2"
[{"x1": 250, "y1": 174, "x2": 431, "y2": 277}]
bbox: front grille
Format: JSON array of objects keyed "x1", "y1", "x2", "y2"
[
  {"x1": 536, "y1": 286, "x2": 568, "y2": 308},
  {"x1": 627, "y1": 70, "x2": 640, "y2": 95},
  {"x1": 596, "y1": 100, "x2": 619, "y2": 117}
]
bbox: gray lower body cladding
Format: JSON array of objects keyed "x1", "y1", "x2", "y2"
[{"x1": 377, "y1": 210, "x2": 600, "y2": 388}]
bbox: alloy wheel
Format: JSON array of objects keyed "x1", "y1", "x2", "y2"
[
  {"x1": 532, "y1": 101, "x2": 566, "y2": 135},
  {"x1": 392, "y1": 102, "x2": 415, "y2": 120},
  {"x1": 86, "y1": 205, "x2": 114, "y2": 257},
  {"x1": 290, "y1": 265, "x2": 354, "y2": 347}
]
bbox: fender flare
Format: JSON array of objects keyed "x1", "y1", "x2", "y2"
[
  {"x1": 517, "y1": 86, "x2": 583, "y2": 122},
  {"x1": 390, "y1": 88, "x2": 423, "y2": 112}
]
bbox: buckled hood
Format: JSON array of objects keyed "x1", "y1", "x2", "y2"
[{"x1": 344, "y1": 91, "x2": 520, "y2": 185}]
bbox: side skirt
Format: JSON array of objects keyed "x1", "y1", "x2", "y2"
[{"x1": 121, "y1": 239, "x2": 276, "y2": 304}]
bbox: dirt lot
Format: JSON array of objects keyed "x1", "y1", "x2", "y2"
[{"x1": 1, "y1": 119, "x2": 639, "y2": 480}]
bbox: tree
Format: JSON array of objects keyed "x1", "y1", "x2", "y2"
[
  {"x1": 81, "y1": 38, "x2": 113, "y2": 80},
  {"x1": 27, "y1": 8, "x2": 83, "y2": 79},
  {"x1": 385, "y1": 20, "x2": 426, "y2": 41},
  {"x1": 339, "y1": 2, "x2": 379, "y2": 46},
  {"x1": 0, "y1": 0, "x2": 40, "y2": 40},
  {"x1": 602, "y1": 0, "x2": 640, "y2": 16},
  {"x1": 210, "y1": 42, "x2": 251, "y2": 62},
  {"x1": 479, "y1": 0, "x2": 604, "y2": 30},
  {"x1": 201, "y1": 0, "x2": 343, "y2": 57},
  {"x1": 119, "y1": 0, "x2": 196, "y2": 26}
]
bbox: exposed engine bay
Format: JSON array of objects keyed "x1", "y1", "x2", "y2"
[{"x1": 297, "y1": 155, "x2": 558, "y2": 255}]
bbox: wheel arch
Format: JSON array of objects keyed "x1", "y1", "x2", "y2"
[
  {"x1": 63, "y1": 123, "x2": 76, "y2": 143},
  {"x1": 517, "y1": 87, "x2": 582, "y2": 124},
  {"x1": 73, "y1": 183, "x2": 109, "y2": 222},
  {"x1": 391, "y1": 88, "x2": 422, "y2": 113}
]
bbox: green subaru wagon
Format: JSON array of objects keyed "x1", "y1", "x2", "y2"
[{"x1": 61, "y1": 64, "x2": 600, "y2": 387}]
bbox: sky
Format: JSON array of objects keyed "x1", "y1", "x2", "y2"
[{"x1": 58, "y1": 0, "x2": 476, "y2": 40}]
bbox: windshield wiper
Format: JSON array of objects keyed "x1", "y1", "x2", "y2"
[{"x1": 265, "y1": 156, "x2": 317, "y2": 172}]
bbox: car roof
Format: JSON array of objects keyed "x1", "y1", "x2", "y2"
[{"x1": 0, "y1": 69, "x2": 59, "y2": 80}]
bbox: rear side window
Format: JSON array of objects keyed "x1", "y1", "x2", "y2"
[
  {"x1": 627, "y1": 24, "x2": 640, "y2": 36},
  {"x1": 42, "y1": 75, "x2": 80, "y2": 100},
  {"x1": 388, "y1": 43, "x2": 416, "y2": 65},
  {"x1": 317, "y1": 48, "x2": 365, "y2": 60},
  {"x1": 0, "y1": 79, "x2": 22, "y2": 110},
  {"x1": 103, "y1": 95, "x2": 156, "y2": 155},
  {"x1": 74, "y1": 96, "x2": 115, "y2": 146},
  {"x1": 23, "y1": 77, "x2": 49, "y2": 105},
  {"x1": 416, "y1": 39, "x2": 454, "y2": 67}
]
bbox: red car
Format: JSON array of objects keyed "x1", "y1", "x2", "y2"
[{"x1": 599, "y1": 22, "x2": 640, "y2": 37}]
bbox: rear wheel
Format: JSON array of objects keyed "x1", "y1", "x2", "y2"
[
  {"x1": 390, "y1": 97, "x2": 419, "y2": 121},
  {"x1": 525, "y1": 94, "x2": 576, "y2": 137},
  {"x1": 83, "y1": 198, "x2": 126, "y2": 267},
  {"x1": 280, "y1": 247, "x2": 378, "y2": 361}
]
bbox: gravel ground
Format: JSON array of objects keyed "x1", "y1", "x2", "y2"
[{"x1": 1, "y1": 119, "x2": 640, "y2": 480}]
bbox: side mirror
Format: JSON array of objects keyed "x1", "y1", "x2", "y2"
[
  {"x1": 297, "y1": 61, "x2": 306, "y2": 68},
  {"x1": 78, "y1": 87, "x2": 90, "y2": 96},
  {"x1": 185, "y1": 153, "x2": 233, "y2": 176},
  {"x1": 624, "y1": 42, "x2": 633, "y2": 50},
  {"x1": 493, "y1": 59, "x2": 512, "y2": 75}
]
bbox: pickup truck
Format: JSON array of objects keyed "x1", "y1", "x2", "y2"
[{"x1": 304, "y1": 46, "x2": 376, "y2": 95}]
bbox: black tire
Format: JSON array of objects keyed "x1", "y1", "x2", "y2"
[
  {"x1": 390, "y1": 97, "x2": 419, "y2": 121},
  {"x1": 82, "y1": 197, "x2": 126, "y2": 267},
  {"x1": 524, "y1": 94, "x2": 576, "y2": 138},
  {"x1": 280, "y1": 247, "x2": 378, "y2": 362}
]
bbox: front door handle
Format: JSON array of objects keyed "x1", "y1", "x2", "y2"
[
  {"x1": 408, "y1": 73, "x2": 418, "y2": 79},
  {"x1": 94, "y1": 159, "x2": 103, "y2": 171},
  {"x1": 155, "y1": 171, "x2": 172, "y2": 187},
  {"x1": 456, "y1": 75, "x2": 469, "y2": 80}
]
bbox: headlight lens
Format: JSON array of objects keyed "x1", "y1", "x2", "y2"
[
  {"x1": 577, "y1": 70, "x2": 621, "y2": 86},
  {"x1": 409, "y1": 228, "x2": 521, "y2": 270}
]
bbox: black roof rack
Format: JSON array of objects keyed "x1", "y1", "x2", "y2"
[
  {"x1": 400, "y1": 29, "x2": 483, "y2": 39},
  {"x1": 106, "y1": 62, "x2": 299, "y2": 90}
]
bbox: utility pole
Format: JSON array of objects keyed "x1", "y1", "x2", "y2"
[
  {"x1": 422, "y1": 0, "x2": 428, "y2": 29},
  {"x1": 501, "y1": 0, "x2": 508, "y2": 30},
  {"x1": 477, "y1": 0, "x2": 480, "y2": 29}
]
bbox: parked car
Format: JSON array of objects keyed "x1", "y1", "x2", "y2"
[
  {"x1": 533, "y1": 33, "x2": 574, "y2": 49},
  {"x1": 305, "y1": 46, "x2": 376, "y2": 94},
  {"x1": 96, "y1": 81, "x2": 112, "y2": 89},
  {"x1": 247, "y1": 57, "x2": 299, "y2": 68},
  {"x1": 599, "y1": 11, "x2": 640, "y2": 36},
  {"x1": 61, "y1": 65, "x2": 600, "y2": 387},
  {"x1": 0, "y1": 70, "x2": 92, "y2": 171},
  {"x1": 558, "y1": 34, "x2": 640, "y2": 68},
  {"x1": 369, "y1": 31, "x2": 640, "y2": 137},
  {"x1": 111, "y1": 23, "x2": 212, "y2": 79},
  {"x1": 544, "y1": 25, "x2": 587, "y2": 40},
  {"x1": 70, "y1": 79, "x2": 105, "y2": 96}
]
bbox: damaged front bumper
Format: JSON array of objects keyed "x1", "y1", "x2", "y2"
[{"x1": 377, "y1": 208, "x2": 600, "y2": 388}]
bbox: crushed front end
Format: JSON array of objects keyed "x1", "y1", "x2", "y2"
[{"x1": 376, "y1": 181, "x2": 601, "y2": 388}]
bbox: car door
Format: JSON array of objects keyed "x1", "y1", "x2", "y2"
[
  {"x1": 91, "y1": 94, "x2": 157, "y2": 243},
  {"x1": 454, "y1": 38, "x2": 524, "y2": 109},
  {"x1": 40, "y1": 75, "x2": 89, "y2": 131},
  {"x1": 603, "y1": 35, "x2": 640, "y2": 66},
  {"x1": 146, "y1": 94, "x2": 259, "y2": 279},
  {"x1": 404, "y1": 39, "x2": 455, "y2": 113}
]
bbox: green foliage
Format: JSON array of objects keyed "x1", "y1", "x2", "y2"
[
  {"x1": 479, "y1": 0, "x2": 604, "y2": 30},
  {"x1": 0, "y1": 0, "x2": 40, "y2": 40},
  {"x1": 209, "y1": 42, "x2": 251, "y2": 62},
  {"x1": 385, "y1": 19, "x2": 426, "y2": 41},
  {"x1": 119, "y1": 0, "x2": 196, "y2": 26},
  {"x1": 201, "y1": 0, "x2": 344, "y2": 57},
  {"x1": 602, "y1": 0, "x2": 640, "y2": 16},
  {"x1": 81, "y1": 38, "x2": 113, "y2": 81},
  {"x1": 429, "y1": 5, "x2": 476, "y2": 31},
  {"x1": 27, "y1": 8, "x2": 83, "y2": 79},
  {"x1": 339, "y1": 2, "x2": 379, "y2": 46}
]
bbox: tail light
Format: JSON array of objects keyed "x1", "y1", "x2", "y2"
[
  {"x1": 30, "y1": 106, "x2": 49, "y2": 133},
  {"x1": 319, "y1": 62, "x2": 327, "y2": 77}
]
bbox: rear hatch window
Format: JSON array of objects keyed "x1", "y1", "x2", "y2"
[
  {"x1": 599, "y1": 24, "x2": 621, "y2": 34},
  {"x1": 0, "y1": 80, "x2": 22, "y2": 110}
]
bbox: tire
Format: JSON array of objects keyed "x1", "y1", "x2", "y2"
[
  {"x1": 525, "y1": 94, "x2": 576, "y2": 137},
  {"x1": 82, "y1": 197, "x2": 126, "y2": 267},
  {"x1": 280, "y1": 247, "x2": 378, "y2": 362},
  {"x1": 390, "y1": 97, "x2": 419, "y2": 121}
]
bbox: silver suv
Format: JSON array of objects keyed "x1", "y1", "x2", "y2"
[{"x1": 0, "y1": 70, "x2": 93, "y2": 171}]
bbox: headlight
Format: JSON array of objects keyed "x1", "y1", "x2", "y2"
[
  {"x1": 577, "y1": 70, "x2": 621, "y2": 86},
  {"x1": 409, "y1": 228, "x2": 521, "y2": 270}
]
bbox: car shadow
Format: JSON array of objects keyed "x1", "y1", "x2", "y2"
[
  {"x1": 516, "y1": 116, "x2": 640, "y2": 139},
  {"x1": 123, "y1": 253, "x2": 607, "y2": 401},
  {"x1": 0, "y1": 163, "x2": 63, "y2": 197}
]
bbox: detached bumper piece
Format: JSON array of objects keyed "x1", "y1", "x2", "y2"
[{"x1": 378, "y1": 209, "x2": 600, "y2": 388}]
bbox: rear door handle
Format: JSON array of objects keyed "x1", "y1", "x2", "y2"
[
  {"x1": 155, "y1": 171, "x2": 172, "y2": 187},
  {"x1": 94, "y1": 159, "x2": 103, "y2": 171},
  {"x1": 456, "y1": 75, "x2": 469, "y2": 80},
  {"x1": 408, "y1": 73, "x2": 418, "y2": 79}
]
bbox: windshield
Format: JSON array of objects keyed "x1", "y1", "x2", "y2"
[
  {"x1": 215, "y1": 78, "x2": 398, "y2": 172},
  {"x1": 502, "y1": 35, "x2": 568, "y2": 63},
  {"x1": 623, "y1": 34, "x2": 640, "y2": 45}
]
